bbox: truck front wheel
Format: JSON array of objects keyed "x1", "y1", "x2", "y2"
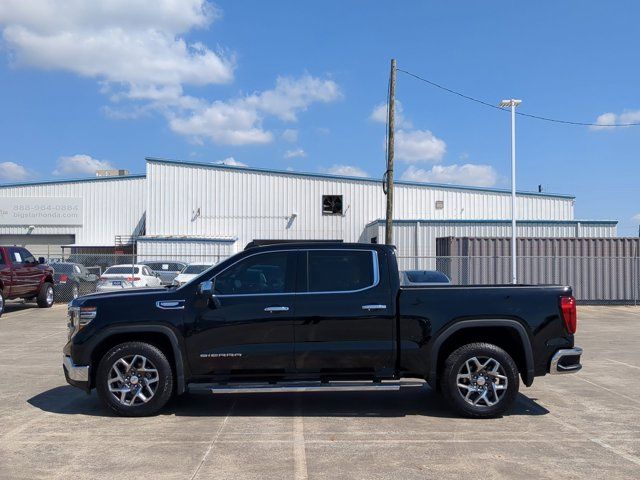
[
  {"x1": 96, "y1": 342, "x2": 174, "y2": 417},
  {"x1": 441, "y1": 342, "x2": 519, "y2": 418},
  {"x1": 36, "y1": 282, "x2": 54, "y2": 308}
]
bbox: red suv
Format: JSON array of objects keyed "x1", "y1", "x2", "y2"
[{"x1": 0, "y1": 246, "x2": 55, "y2": 317}]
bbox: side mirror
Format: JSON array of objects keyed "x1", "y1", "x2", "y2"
[
  {"x1": 38, "y1": 257, "x2": 46, "y2": 264},
  {"x1": 196, "y1": 280, "x2": 214, "y2": 297}
]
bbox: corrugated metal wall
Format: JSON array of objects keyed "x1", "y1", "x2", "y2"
[
  {"x1": 365, "y1": 220, "x2": 618, "y2": 262},
  {"x1": 0, "y1": 177, "x2": 146, "y2": 246},
  {"x1": 436, "y1": 237, "x2": 640, "y2": 304},
  {"x1": 137, "y1": 238, "x2": 235, "y2": 264},
  {"x1": 145, "y1": 159, "x2": 576, "y2": 248}
]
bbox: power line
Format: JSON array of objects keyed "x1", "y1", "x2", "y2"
[{"x1": 397, "y1": 68, "x2": 640, "y2": 127}]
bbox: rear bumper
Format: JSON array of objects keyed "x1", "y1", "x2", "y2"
[
  {"x1": 549, "y1": 347, "x2": 583, "y2": 374},
  {"x1": 63, "y1": 355, "x2": 90, "y2": 392}
]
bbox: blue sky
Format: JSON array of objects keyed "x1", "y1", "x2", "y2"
[{"x1": 0, "y1": 1, "x2": 638, "y2": 234}]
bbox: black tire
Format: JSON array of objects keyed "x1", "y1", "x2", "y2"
[
  {"x1": 36, "y1": 282, "x2": 54, "y2": 308},
  {"x1": 0, "y1": 289, "x2": 4, "y2": 318},
  {"x1": 441, "y1": 342, "x2": 519, "y2": 418},
  {"x1": 96, "y1": 342, "x2": 174, "y2": 417}
]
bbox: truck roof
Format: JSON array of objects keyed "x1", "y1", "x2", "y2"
[{"x1": 243, "y1": 242, "x2": 394, "y2": 253}]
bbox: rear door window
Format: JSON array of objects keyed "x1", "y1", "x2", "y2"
[{"x1": 306, "y1": 250, "x2": 375, "y2": 293}]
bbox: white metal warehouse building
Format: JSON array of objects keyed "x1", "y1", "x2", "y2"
[{"x1": 0, "y1": 157, "x2": 617, "y2": 262}]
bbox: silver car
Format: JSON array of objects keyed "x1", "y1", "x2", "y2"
[{"x1": 144, "y1": 261, "x2": 187, "y2": 286}]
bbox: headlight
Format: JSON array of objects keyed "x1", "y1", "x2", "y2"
[{"x1": 68, "y1": 306, "x2": 97, "y2": 338}]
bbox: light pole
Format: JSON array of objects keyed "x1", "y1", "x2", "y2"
[{"x1": 499, "y1": 99, "x2": 522, "y2": 284}]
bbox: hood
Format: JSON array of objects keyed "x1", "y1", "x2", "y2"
[{"x1": 73, "y1": 286, "x2": 168, "y2": 304}]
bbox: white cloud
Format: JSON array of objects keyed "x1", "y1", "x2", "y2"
[
  {"x1": 370, "y1": 100, "x2": 445, "y2": 163},
  {"x1": 395, "y1": 129, "x2": 446, "y2": 163},
  {"x1": 53, "y1": 154, "x2": 113, "y2": 176},
  {"x1": 401, "y1": 164, "x2": 498, "y2": 187},
  {"x1": 369, "y1": 100, "x2": 411, "y2": 128},
  {"x1": 169, "y1": 74, "x2": 341, "y2": 145},
  {"x1": 0, "y1": 1, "x2": 234, "y2": 107},
  {"x1": 245, "y1": 75, "x2": 341, "y2": 121},
  {"x1": 322, "y1": 164, "x2": 369, "y2": 178},
  {"x1": 169, "y1": 99, "x2": 273, "y2": 145},
  {"x1": 0, "y1": 161, "x2": 30, "y2": 181},
  {"x1": 633, "y1": 213, "x2": 640, "y2": 222},
  {"x1": 213, "y1": 157, "x2": 247, "y2": 167},
  {"x1": 0, "y1": 2, "x2": 343, "y2": 148},
  {"x1": 282, "y1": 129, "x2": 298, "y2": 142},
  {"x1": 590, "y1": 110, "x2": 640, "y2": 131},
  {"x1": 284, "y1": 148, "x2": 306, "y2": 159}
]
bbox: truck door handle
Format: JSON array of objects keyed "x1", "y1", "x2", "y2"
[
  {"x1": 362, "y1": 304, "x2": 387, "y2": 311},
  {"x1": 264, "y1": 306, "x2": 290, "y2": 313}
]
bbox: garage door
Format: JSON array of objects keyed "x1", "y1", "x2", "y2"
[{"x1": 0, "y1": 235, "x2": 76, "y2": 258}]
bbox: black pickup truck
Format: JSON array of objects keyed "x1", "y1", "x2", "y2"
[{"x1": 63, "y1": 243, "x2": 582, "y2": 418}]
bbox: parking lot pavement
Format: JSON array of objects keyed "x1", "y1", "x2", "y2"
[{"x1": 0, "y1": 304, "x2": 639, "y2": 480}]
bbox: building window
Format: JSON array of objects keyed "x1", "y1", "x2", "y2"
[
  {"x1": 322, "y1": 195, "x2": 343, "y2": 215},
  {"x1": 435, "y1": 200, "x2": 444, "y2": 210},
  {"x1": 370, "y1": 236, "x2": 378, "y2": 244}
]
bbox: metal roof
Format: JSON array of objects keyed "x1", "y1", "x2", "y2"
[
  {"x1": 145, "y1": 157, "x2": 576, "y2": 199},
  {"x1": 0, "y1": 174, "x2": 146, "y2": 188},
  {"x1": 365, "y1": 218, "x2": 619, "y2": 228}
]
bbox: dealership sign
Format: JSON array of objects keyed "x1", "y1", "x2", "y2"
[{"x1": 0, "y1": 197, "x2": 83, "y2": 226}]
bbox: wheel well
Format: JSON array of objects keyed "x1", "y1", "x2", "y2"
[
  {"x1": 435, "y1": 326, "x2": 526, "y2": 380},
  {"x1": 44, "y1": 276, "x2": 54, "y2": 285},
  {"x1": 89, "y1": 332, "x2": 176, "y2": 387}
]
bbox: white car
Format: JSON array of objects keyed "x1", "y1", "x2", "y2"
[
  {"x1": 96, "y1": 264, "x2": 162, "y2": 292},
  {"x1": 172, "y1": 263, "x2": 212, "y2": 287}
]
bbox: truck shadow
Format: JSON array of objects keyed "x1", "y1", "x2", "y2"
[{"x1": 28, "y1": 385, "x2": 549, "y2": 419}]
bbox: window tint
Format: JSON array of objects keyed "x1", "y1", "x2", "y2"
[
  {"x1": 183, "y1": 264, "x2": 211, "y2": 274},
  {"x1": 54, "y1": 263, "x2": 74, "y2": 273},
  {"x1": 405, "y1": 271, "x2": 450, "y2": 283},
  {"x1": 104, "y1": 266, "x2": 140, "y2": 275},
  {"x1": 19, "y1": 248, "x2": 36, "y2": 264},
  {"x1": 8, "y1": 248, "x2": 23, "y2": 263},
  {"x1": 214, "y1": 252, "x2": 293, "y2": 295},
  {"x1": 307, "y1": 250, "x2": 374, "y2": 292}
]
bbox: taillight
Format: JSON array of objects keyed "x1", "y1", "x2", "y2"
[
  {"x1": 560, "y1": 296, "x2": 577, "y2": 334},
  {"x1": 127, "y1": 277, "x2": 141, "y2": 282},
  {"x1": 59, "y1": 274, "x2": 68, "y2": 283}
]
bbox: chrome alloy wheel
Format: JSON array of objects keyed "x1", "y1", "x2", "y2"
[
  {"x1": 456, "y1": 356, "x2": 508, "y2": 407},
  {"x1": 108, "y1": 355, "x2": 159, "y2": 406},
  {"x1": 46, "y1": 286, "x2": 54, "y2": 305}
]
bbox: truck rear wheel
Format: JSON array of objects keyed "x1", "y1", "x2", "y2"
[
  {"x1": 36, "y1": 282, "x2": 54, "y2": 308},
  {"x1": 441, "y1": 342, "x2": 519, "y2": 418},
  {"x1": 96, "y1": 342, "x2": 174, "y2": 417}
]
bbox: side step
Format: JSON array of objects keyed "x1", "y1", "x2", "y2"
[{"x1": 187, "y1": 380, "x2": 425, "y2": 395}]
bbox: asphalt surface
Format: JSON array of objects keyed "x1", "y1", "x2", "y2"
[{"x1": 0, "y1": 302, "x2": 639, "y2": 479}]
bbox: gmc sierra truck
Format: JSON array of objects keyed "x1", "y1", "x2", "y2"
[
  {"x1": 0, "y1": 246, "x2": 55, "y2": 317},
  {"x1": 63, "y1": 243, "x2": 582, "y2": 418}
]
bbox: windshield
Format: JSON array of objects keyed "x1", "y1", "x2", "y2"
[
  {"x1": 183, "y1": 264, "x2": 211, "y2": 274},
  {"x1": 405, "y1": 271, "x2": 450, "y2": 283},
  {"x1": 105, "y1": 266, "x2": 140, "y2": 275}
]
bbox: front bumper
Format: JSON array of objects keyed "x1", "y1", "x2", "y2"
[
  {"x1": 549, "y1": 347, "x2": 583, "y2": 374},
  {"x1": 63, "y1": 355, "x2": 90, "y2": 391}
]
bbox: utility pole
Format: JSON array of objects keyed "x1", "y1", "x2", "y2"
[
  {"x1": 385, "y1": 58, "x2": 396, "y2": 245},
  {"x1": 499, "y1": 98, "x2": 522, "y2": 284}
]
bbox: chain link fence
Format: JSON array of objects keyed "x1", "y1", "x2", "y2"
[{"x1": 40, "y1": 252, "x2": 639, "y2": 305}]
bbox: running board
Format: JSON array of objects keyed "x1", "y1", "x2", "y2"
[{"x1": 187, "y1": 380, "x2": 425, "y2": 394}]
